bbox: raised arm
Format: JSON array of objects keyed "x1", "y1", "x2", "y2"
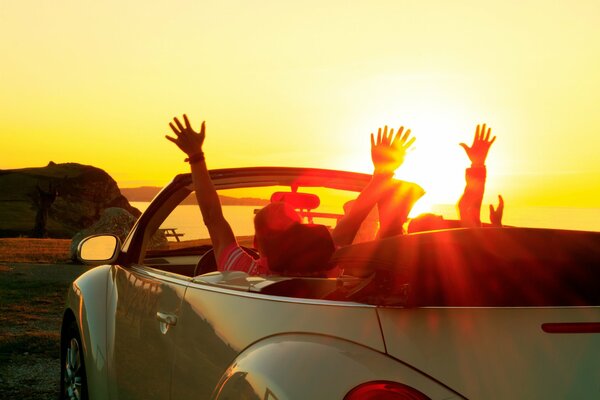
[
  {"x1": 332, "y1": 125, "x2": 415, "y2": 246},
  {"x1": 165, "y1": 114, "x2": 236, "y2": 261},
  {"x1": 489, "y1": 195, "x2": 504, "y2": 227},
  {"x1": 457, "y1": 123, "x2": 496, "y2": 227}
]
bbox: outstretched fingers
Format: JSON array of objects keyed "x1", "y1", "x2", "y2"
[
  {"x1": 476, "y1": 123, "x2": 497, "y2": 144},
  {"x1": 490, "y1": 195, "x2": 504, "y2": 213},
  {"x1": 391, "y1": 126, "x2": 405, "y2": 144},
  {"x1": 482, "y1": 124, "x2": 491, "y2": 142},
  {"x1": 489, "y1": 194, "x2": 504, "y2": 226},
  {"x1": 169, "y1": 122, "x2": 181, "y2": 136},
  {"x1": 474, "y1": 124, "x2": 481, "y2": 143},
  {"x1": 173, "y1": 117, "x2": 185, "y2": 132},
  {"x1": 382, "y1": 125, "x2": 391, "y2": 145},
  {"x1": 400, "y1": 126, "x2": 410, "y2": 143},
  {"x1": 396, "y1": 128, "x2": 414, "y2": 150},
  {"x1": 165, "y1": 114, "x2": 207, "y2": 158},
  {"x1": 165, "y1": 134, "x2": 178, "y2": 144},
  {"x1": 488, "y1": 132, "x2": 497, "y2": 145},
  {"x1": 403, "y1": 135, "x2": 416, "y2": 150},
  {"x1": 375, "y1": 126, "x2": 394, "y2": 145},
  {"x1": 374, "y1": 124, "x2": 415, "y2": 150},
  {"x1": 183, "y1": 114, "x2": 192, "y2": 130},
  {"x1": 481, "y1": 124, "x2": 496, "y2": 145}
]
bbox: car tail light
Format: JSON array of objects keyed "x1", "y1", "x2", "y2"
[{"x1": 344, "y1": 381, "x2": 431, "y2": 400}]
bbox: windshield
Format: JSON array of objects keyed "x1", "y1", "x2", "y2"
[{"x1": 144, "y1": 184, "x2": 373, "y2": 255}]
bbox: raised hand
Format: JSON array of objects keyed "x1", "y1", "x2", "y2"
[
  {"x1": 459, "y1": 123, "x2": 496, "y2": 167},
  {"x1": 370, "y1": 125, "x2": 416, "y2": 174},
  {"x1": 165, "y1": 114, "x2": 205, "y2": 158},
  {"x1": 489, "y1": 195, "x2": 504, "y2": 227}
]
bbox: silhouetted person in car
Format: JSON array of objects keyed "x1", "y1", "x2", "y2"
[
  {"x1": 458, "y1": 123, "x2": 498, "y2": 226},
  {"x1": 333, "y1": 124, "x2": 423, "y2": 245},
  {"x1": 408, "y1": 123, "x2": 503, "y2": 233},
  {"x1": 165, "y1": 115, "x2": 416, "y2": 275}
]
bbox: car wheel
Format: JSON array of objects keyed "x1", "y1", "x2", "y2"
[{"x1": 60, "y1": 320, "x2": 88, "y2": 400}]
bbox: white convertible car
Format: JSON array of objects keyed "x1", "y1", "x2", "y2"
[{"x1": 61, "y1": 167, "x2": 600, "y2": 400}]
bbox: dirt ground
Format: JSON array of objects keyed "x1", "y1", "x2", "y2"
[{"x1": 0, "y1": 262, "x2": 92, "y2": 399}]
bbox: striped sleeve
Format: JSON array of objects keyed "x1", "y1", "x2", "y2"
[{"x1": 217, "y1": 243, "x2": 261, "y2": 275}]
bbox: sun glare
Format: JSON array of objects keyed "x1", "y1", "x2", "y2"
[
  {"x1": 2, "y1": 1, "x2": 598, "y2": 211},
  {"x1": 409, "y1": 196, "x2": 435, "y2": 218},
  {"x1": 338, "y1": 89, "x2": 483, "y2": 210}
]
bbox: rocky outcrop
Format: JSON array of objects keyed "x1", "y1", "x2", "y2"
[
  {"x1": 69, "y1": 207, "x2": 138, "y2": 261},
  {"x1": 0, "y1": 162, "x2": 141, "y2": 238},
  {"x1": 69, "y1": 207, "x2": 167, "y2": 262}
]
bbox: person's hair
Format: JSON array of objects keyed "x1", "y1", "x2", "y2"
[
  {"x1": 254, "y1": 202, "x2": 334, "y2": 275},
  {"x1": 263, "y1": 223, "x2": 335, "y2": 276},
  {"x1": 254, "y1": 202, "x2": 301, "y2": 254},
  {"x1": 254, "y1": 202, "x2": 301, "y2": 238}
]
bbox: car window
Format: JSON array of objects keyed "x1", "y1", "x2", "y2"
[
  {"x1": 146, "y1": 186, "x2": 371, "y2": 251},
  {"x1": 141, "y1": 184, "x2": 374, "y2": 277},
  {"x1": 147, "y1": 190, "x2": 258, "y2": 251}
]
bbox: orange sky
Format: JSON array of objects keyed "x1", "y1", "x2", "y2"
[{"x1": 2, "y1": 1, "x2": 599, "y2": 208}]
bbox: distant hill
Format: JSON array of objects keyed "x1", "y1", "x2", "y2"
[
  {"x1": 120, "y1": 186, "x2": 161, "y2": 201},
  {"x1": 121, "y1": 186, "x2": 269, "y2": 206},
  {"x1": 0, "y1": 162, "x2": 140, "y2": 238}
]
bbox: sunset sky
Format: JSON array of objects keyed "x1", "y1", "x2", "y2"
[{"x1": 2, "y1": 1, "x2": 599, "y2": 208}]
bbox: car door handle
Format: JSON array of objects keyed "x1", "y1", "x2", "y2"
[{"x1": 156, "y1": 312, "x2": 177, "y2": 326}]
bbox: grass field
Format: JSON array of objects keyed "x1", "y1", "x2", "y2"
[
  {"x1": 0, "y1": 238, "x2": 90, "y2": 399},
  {"x1": 0, "y1": 238, "x2": 71, "y2": 264}
]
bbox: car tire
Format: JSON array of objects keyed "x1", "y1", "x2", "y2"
[{"x1": 60, "y1": 320, "x2": 89, "y2": 400}]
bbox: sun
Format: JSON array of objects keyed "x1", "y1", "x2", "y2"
[
  {"x1": 328, "y1": 80, "x2": 498, "y2": 218},
  {"x1": 334, "y1": 137, "x2": 468, "y2": 218},
  {"x1": 398, "y1": 138, "x2": 467, "y2": 204},
  {"x1": 345, "y1": 120, "x2": 475, "y2": 212}
]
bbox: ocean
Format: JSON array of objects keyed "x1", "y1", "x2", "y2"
[
  {"x1": 131, "y1": 202, "x2": 600, "y2": 242},
  {"x1": 430, "y1": 204, "x2": 600, "y2": 232}
]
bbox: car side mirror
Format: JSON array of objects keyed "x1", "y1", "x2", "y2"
[{"x1": 78, "y1": 234, "x2": 121, "y2": 265}]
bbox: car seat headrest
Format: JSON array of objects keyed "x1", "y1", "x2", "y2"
[{"x1": 265, "y1": 223, "x2": 335, "y2": 276}]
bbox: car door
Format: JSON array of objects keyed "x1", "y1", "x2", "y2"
[
  {"x1": 106, "y1": 264, "x2": 188, "y2": 400},
  {"x1": 169, "y1": 276, "x2": 385, "y2": 399}
]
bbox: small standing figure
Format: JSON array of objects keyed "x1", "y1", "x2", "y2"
[{"x1": 33, "y1": 181, "x2": 58, "y2": 238}]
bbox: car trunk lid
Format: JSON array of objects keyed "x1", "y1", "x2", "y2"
[{"x1": 378, "y1": 306, "x2": 600, "y2": 399}]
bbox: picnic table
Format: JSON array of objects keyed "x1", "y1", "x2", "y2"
[{"x1": 159, "y1": 228, "x2": 185, "y2": 242}]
